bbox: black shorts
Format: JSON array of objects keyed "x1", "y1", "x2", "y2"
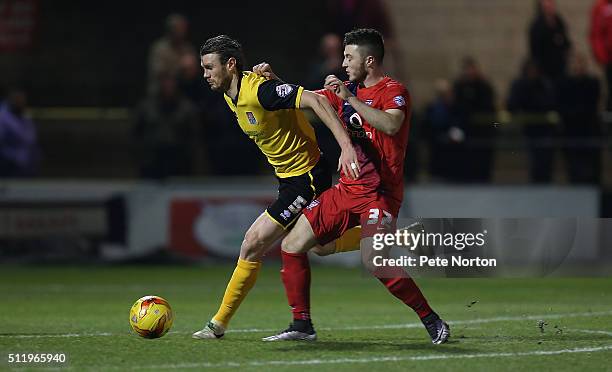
[{"x1": 265, "y1": 157, "x2": 332, "y2": 229}]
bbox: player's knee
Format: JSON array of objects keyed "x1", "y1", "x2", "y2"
[
  {"x1": 360, "y1": 237, "x2": 383, "y2": 273},
  {"x1": 281, "y1": 233, "x2": 305, "y2": 254},
  {"x1": 241, "y1": 230, "x2": 267, "y2": 260},
  {"x1": 311, "y1": 246, "x2": 329, "y2": 256},
  {"x1": 311, "y1": 244, "x2": 334, "y2": 256}
]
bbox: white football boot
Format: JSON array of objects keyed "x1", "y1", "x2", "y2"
[
  {"x1": 262, "y1": 321, "x2": 317, "y2": 341},
  {"x1": 192, "y1": 320, "x2": 225, "y2": 339}
]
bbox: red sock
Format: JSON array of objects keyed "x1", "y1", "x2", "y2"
[
  {"x1": 374, "y1": 267, "x2": 433, "y2": 319},
  {"x1": 280, "y1": 251, "x2": 311, "y2": 320}
]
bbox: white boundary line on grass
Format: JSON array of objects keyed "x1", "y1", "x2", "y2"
[
  {"x1": 1, "y1": 310, "x2": 611, "y2": 338},
  {"x1": 227, "y1": 309, "x2": 612, "y2": 333},
  {"x1": 570, "y1": 329, "x2": 612, "y2": 337},
  {"x1": 0, "y1": 332, "x2": 113, "y2": 338},
  {"x1": 129, "y1": 345, "x2": 612, "y2": 369}
]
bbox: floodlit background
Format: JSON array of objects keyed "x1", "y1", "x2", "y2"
[
  {"x1": 1, "y1": 2, "x2": 612, "y2": 370},
  {"x1": 0, "y1": 0, "x2": 610, "y2": 270}
]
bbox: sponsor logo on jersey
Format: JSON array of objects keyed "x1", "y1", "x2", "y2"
[
  {"x1": 275, "y1": 84, "x2": 293, "y2": 98},
  {"x1": 349, "y1": 112, "x2": 363, "y2": 129},
  {"x1": 393, "y1": 95, "x2": 406, "y2": 107},
  {"x1": 348, "y1": 129, "x2": 372, "y2": 139},
  {"x1": 246, "y1": 111, "x2": 257, "y2": 125}
]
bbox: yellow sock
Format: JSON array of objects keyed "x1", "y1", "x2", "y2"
[
  {"x1": 212, "y1": 258, "x2": 261, "y2": 328},
  {"x1": 334, "y1": 226, "x2": 362, "y2": 253}
]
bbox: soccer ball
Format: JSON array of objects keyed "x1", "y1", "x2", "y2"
[{"x1": 129, "y1": 295, "x2": 174, "y2": 339}]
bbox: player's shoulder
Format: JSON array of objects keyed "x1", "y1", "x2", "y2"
[
  {"x1": 243, "y1": 71, "x2": 267, "y2": 87},
  {"x1": 382, "y1": 77, "x2": 411, "y2": 104},
  {"x1": 382, "y1": 77, "x2": 408, "y2": 92},
  {"x1": 244, "y1": 71, "x2": 283, "y2": 103}
]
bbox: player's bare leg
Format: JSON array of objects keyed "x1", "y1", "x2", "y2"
[
  {"x1": 239, "y1": 212, "x2": 288, "y2": 261},
  {"x1": 193, "y1": 213, "x2": 287, "y2": 339},
  {"x1": 262, "y1": 215, "x2": 318, "y2": 341},
  {"x1": 310, "y1": 241, "x2": 336, "y2": 256}
]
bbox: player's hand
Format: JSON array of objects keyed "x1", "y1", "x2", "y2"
[
  {"x1": 338, "y1": 143, "x2": 360, "y2": 180},
  {"x1": 324, "y1": 75, "x2": 354, "y2": 101},
  {"x1": 252, "y1": 62, "x2": 279, "y2": 80}
]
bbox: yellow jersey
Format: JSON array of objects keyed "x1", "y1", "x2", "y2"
[{"x1": 223, "y1": 72, "x2": 320, "y2": 178}]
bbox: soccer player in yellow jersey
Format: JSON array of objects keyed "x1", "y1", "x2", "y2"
[{"x1": 192, "y1": 35, "x2": 362, "y2": 339}]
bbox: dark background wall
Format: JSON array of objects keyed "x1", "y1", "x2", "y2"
[{"x1": 2, "y1": 0, "x2": 328, "y2": 106}]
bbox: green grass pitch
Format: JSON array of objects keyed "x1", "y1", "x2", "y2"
[{"x1": 1, "y1": 265, "x2": 611, "y2": 371}]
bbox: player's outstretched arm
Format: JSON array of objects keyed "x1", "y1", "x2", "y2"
[
  {"x1": 325, "y1": 75, "x2": 405, "y2": 136},
  {"x1": 300, "y1": 90, "x2": 360, "y2": 179}
]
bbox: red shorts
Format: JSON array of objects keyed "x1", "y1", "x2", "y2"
[{"x1": 302, "y1": 182, "x2": 400, "y2": 246}]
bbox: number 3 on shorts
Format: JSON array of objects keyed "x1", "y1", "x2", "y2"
[{"x1": 367, "y1": 208, "x2": 393, "y2": 228}]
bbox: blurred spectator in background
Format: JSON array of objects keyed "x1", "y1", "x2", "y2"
[
  {"x1": 148, "y1": 13, "x2": 196, "y2": 94},
  {"x1": 558, "y1": 53, "x2": 601, "y2": 184},
  {"x1": 423, "y1": 79, "x2": 464, "y2": 182},
  {"x1": 303, "y1": 33, "x2": 346, "y2": 171},
  {"x1": 178, "y1": 52, "x2": 261, "y2": 176},
  {"x1": 305, "y1": 33, "x2": 347, "y2": 90},
  {"x1": 589, "y1": 0, "x2": 612, "y2": 109},
  {"x1": 529, "y1": 0, "x2": 572, "y2": 83},
  {"x1": 452, "y1": 57, "x2": 497, "y2": 183},
  {"x1": 133, "y1": 73, "x2": 198, "y2": 180},
  {"x1": 0, "y1": 88, "x2": 38, "y2": 177},
  {"x1": 202, "y1": 105, "x2": 263, "y2": 176},
  {"x1": 178, "y1": 53, "x2": 210, "y2": 107},
  {"x1": 177, "y1": 53, "x2": 219, "y2": 175},
  {"x1": 507, "y1": 59, "x2": 557, "y2": 183},
  {"x1": 323, "y1": 0, "x2": 406, "y2": 83}
]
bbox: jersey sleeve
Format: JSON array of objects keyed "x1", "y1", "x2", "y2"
[
  {"x1": 314, "y1": 88, "x2": 341, "y2": 111},
  {"x1": 382, "y1": 84, "x2": 410, "y2": 113},
  {"x1": 257, "y1": 80, "x2": 304, "y2": 111}
]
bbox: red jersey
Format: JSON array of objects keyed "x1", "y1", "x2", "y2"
[
  {"x1": 317, "y1": 77, "x2": 411, "y2": 204},
  {"x1": 590, "y1": 0, "x2": 612, "y2": 64}
]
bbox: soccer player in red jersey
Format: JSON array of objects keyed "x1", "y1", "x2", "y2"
[{"x1": 254, "y1": 28, "x2": 449, "y2": 344}]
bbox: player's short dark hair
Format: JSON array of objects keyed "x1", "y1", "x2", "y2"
[
  {"x1": 344, "y1": 28, "x2": 385, "y2": 63},
  {"x1": 200, "y1": 35, "x2": 245, "y2": 72}
]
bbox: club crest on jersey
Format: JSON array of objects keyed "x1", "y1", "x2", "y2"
[
  {"x1": 275, "y1": 84, "x2": 293, "y2": 98},
  {"x1": 246, "y1": 112, "x2": 257, "y2": 125},
  {"x1": 393, "y1": 95, "x2": 406, "y2": 107},
  {"x1": 280, "y1": 210, "x2": 292, "y2": 220},
  {"x1": 365, "y1": 99, "x2": 373, "y2": 105}
]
